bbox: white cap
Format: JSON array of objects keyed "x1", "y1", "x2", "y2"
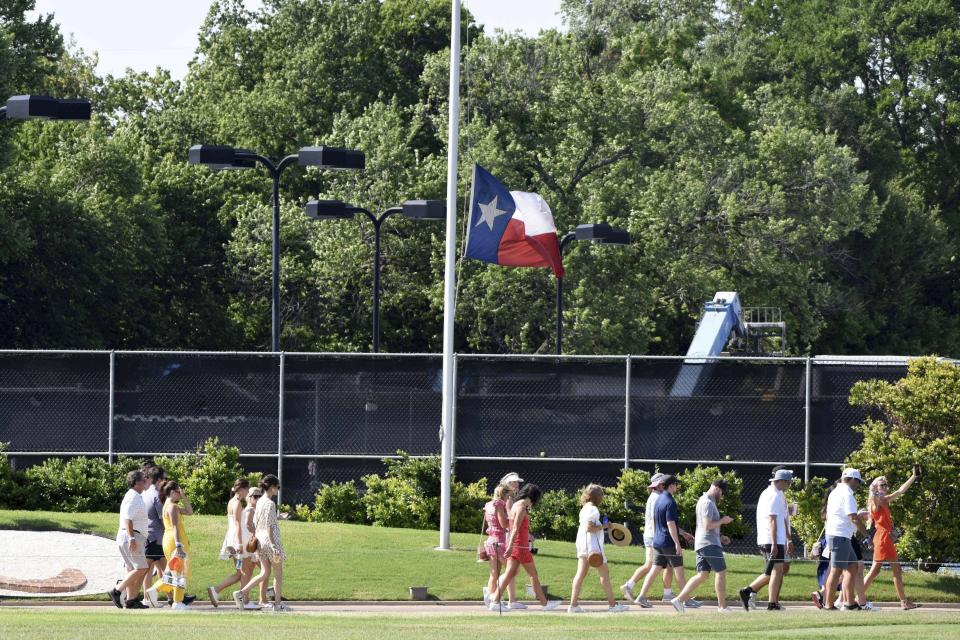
[
  {"x1": 499, "y1": 472, "x2": 523, "y2": 485},
  {"x1": 841, "y1": 468, "x2": 862, "y2": 481}
]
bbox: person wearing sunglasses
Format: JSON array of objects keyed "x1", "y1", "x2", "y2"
[{"x1": 864, "y1": 466, "x2": 921, "y2": 610}]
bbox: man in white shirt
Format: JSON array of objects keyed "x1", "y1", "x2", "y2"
[
  {"x1": 739, "y1": 468, "x2": 793, "y2": 611},
  {"x1": 109, "y1": 470, "x2": 150, "y2": 609},
  {"x1": 821, "y1": 469, "x2": 871, "y2": 610}
]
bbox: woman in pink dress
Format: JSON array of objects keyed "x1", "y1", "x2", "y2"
[{"x1": 482, "y1": 484, "x2": 510, "y2": 605}]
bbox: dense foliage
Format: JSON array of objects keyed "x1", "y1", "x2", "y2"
[
  {"x1": 0, "y1": 0, "x2": 957, "y2": 355},
  {"x1": 846, "y1": 357, "x2": 960, "y2": 567}
]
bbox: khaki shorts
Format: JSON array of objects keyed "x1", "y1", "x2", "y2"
[{"x1": 118, "y1": 532, "x2": 148, "y2": 570}]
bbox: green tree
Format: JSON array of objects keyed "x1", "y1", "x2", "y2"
[{"x1": 846, "y1": 357, "x2": 960, "y2": 566}]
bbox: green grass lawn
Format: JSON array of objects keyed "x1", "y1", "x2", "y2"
[
  {"x1": 1, "y1": 610, "x2": 959, "y2": 640},
  {"x1": 1, "y1": 509, "x2": 959, "y2": 603}
]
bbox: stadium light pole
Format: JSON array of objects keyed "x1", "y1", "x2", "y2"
[
  {"x1": 1, "y1": 95, "x2": 91, "y2": 121},
  {"x1": 189, "y1": 145, "x2": 364, "y2": 352},
  {"x1": 306, "y1": 199, "x2": 446, "y2": 352},
  {"x1": 556, "y1": 223, "x2": 631, "y2": 355}
]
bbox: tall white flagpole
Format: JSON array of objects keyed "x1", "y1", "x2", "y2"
[{"x1": 438, "y1": 0, "x2": 461, "y2": 551}]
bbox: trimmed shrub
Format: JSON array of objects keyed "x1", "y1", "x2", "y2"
[
  {"x1": 155, "y1": 437, "x2": 246, "y2": 515},
  {"x1": 527, "y1": 489, "x2": 579, "y2": 541},
  {"x1": 311, "y1": 480, "x2": 364, "y2": 524},
  {"x1": 359, "y1": 451, "x2": 488, "y2": 532},
  {"x1": 0, "y1": 443, "x2": 29, "y2": 509},
  {"x1": 23, "y1": 455, "x2": 145, "y2": 512}
]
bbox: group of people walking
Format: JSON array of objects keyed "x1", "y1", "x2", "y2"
[
  {"x1": 110, "y1": 466, "x2": 288, "y2": 612},
  {"x1": 481, "y1": 465, "x2": 920, "y2": 614},
  {"x1": 106, "y1": 460, "x2": 918, "y2": 613}
]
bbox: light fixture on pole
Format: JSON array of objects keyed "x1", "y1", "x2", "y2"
[
  {"x1": 189, "y1": 144, "x2": 365, "y2": 352},
  {"x1": 305, "y1": 198, "x2": 445, "y2": 352},
  {"x1": 1, "y1": 95, "x2": 91, "y2": 121},
  {"x1": 556, "y1": 222, "x2": 631, "y2": 355}
]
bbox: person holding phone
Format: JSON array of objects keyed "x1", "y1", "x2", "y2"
[
  {"x1": 568, "y1": 484, "x2": 628, "y2": 613},
  {"x1": 863, "y1": 465, "x2": 921, "y2": 609}
]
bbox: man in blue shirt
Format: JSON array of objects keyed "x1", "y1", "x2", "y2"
[{"x1": 633, "y1": 475, "x2": 687, "y2": 608}]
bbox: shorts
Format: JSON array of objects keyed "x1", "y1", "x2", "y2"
[
  {"x1": 510, "y1": 546, "x2": 534, "y2": 564},
  {"x1": 851, "y1": 536, "x2": 864, "y2": 562},
  {"x1": 145, "y1": 540, "x2": 165, "y2": 561},
  {"x1": 653, "y1": 546, "x2": 683, "y2": 569},
  {"x1": 484, "y1": 538, "x2": 507, "y2": 561},
  {"x1": 760, "y1": 544, "x2": 785, "y2": 576},
  {"x1": 695, "y1": 545, "x2": 726, "y2": 573},
  {"x1": 118, "y1": 532, "x2": 148, "y2": 570},
  {"x1": 828, "y1": 536, "x2": 856, "y2": 569}
]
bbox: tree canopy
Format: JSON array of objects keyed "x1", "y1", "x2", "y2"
[{"x1": 1, "y1": 0, "x2": 956, "y2": 356}]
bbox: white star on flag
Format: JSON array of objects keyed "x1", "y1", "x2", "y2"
[{"x1": 475, "y1": 196, "x2": 508, "y2": 231}]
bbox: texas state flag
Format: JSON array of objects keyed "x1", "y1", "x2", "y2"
[{"x1": 464, "y1": 164, "x2": 564, "y2": 278}]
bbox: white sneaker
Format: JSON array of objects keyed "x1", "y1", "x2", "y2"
[
  {"x1": 567, "y1": 605, "x2": 585, "y2": 613},
  {"x1": 262, "y1": 602, "x2": 274, "y2": 610},
  {"x1": 670, "y1": 597, "x2": 685, "y2": 614},
  {"x1": 506, "y1": 602, "x2": 527, "y2": 610},
  {"x1": 488, "y1": 602, "x2": 508, "y2": 612},
  {"x1": 207, "y1": 586, "x2": 219, "y2": 608},
  {"x1": 862, "y1": 602, "x2": 876, "y2": 611},
  {"x1": 145, "y1": 587, "x2": 160, "y2": 609},
  {"x1": 718, "y1": 606, "x2": 733, "y2": 613},
  {"x1": 608, "y1": 603, "x2": 629, "y2": 613},
  {"x1": 686, "y1": 598, "x2": 702, "y2": 608},
  {"x1": 543, "y1": 600, "x2": 562, "y2": 611},
  {"x1": 171, "y1": 602, "x2": 188, "y2": 611},
  {"x1": 232, "y1": 590, "x2": 243, "y2": 610},
  {"x1": 749, "y1": 592, "x2": 758, "y2": 610},
  {"x1": 635, "y1": 596, "x2": 653, "y2": 608},
  {"x1": 834, "y1": 595, "x2": 843, "y2": 609},
  {"x1": 482, "y1": 587, "x2": 490, "y2": 605},
  {"x1": 620, "y1": 583, "x2": 635, "y2": 601},
  {"x1": 272, "y1": 603, "x2": 291, "y2": 613},
  {"x1": 244, "y1": 602, "x2": 262, "y2": 610}
]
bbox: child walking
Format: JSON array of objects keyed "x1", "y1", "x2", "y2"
[{"x1": 568, "y1": 484, "x2": 629, "y2": 613}]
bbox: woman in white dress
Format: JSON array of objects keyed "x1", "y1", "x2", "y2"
[
  {"x1": 568, "y1": 484, "x2": 628, "y2": 613},
  {"x1": 207, "y1": 478, "x2": 252, "y2": 606}
]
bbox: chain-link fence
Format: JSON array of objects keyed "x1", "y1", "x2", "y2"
[{"x1": 0, "y1": 351, "x2": 913, "y2": 514}]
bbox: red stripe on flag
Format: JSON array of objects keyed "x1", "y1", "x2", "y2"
[{"x1": 496, "y1": 219, "x2": 565, "y2": 278}]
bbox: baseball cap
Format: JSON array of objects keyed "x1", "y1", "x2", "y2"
[
  {"x1": 648, "y1": 472, "x2": 666, "y2": 488},
  {"x1": 841, "y1": 468, "x2": 862, "y2": 481}
]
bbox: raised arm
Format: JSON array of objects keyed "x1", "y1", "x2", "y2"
[{"x1": 885, "y1": 473, "x2": 917, "y2": 503}]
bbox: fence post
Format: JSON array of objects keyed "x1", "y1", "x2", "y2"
[
  {"x1": 804, "y1": 356, "x2": 812, "y2": 483},
  {"x1": 624, "y1": 356, "x2": 631, "y2": 470},
  {"x1": 277, "y1": 351, "x2": 285, "y2": 506},
  {"x1": 108, "y1": 350, "x2": 115, "y2": 464},
  {"x1": 451, "y1": 353, "x2": 458, "y2": 470}
]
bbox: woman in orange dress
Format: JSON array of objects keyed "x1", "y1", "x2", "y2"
[{"x1": 863, "y1": 468, "x2": 919, "y2": 610}]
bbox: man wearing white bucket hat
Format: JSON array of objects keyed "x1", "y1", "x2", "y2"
[{"x1": 821, "y1": 468, "x2": 871, "y2": 610}]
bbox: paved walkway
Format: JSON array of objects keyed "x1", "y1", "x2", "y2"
[{"x1": 5, "y1": 600, "x2": 960, "y2": 615}]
